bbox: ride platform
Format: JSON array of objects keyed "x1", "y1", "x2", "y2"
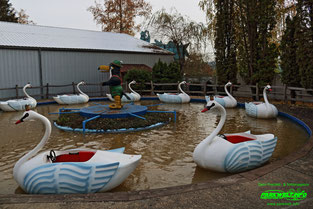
[
  {"x1": 80, "y1": 103, "x2": 148, "y2": 118},
  {"x1": 51, "y1": 102, "x2": 175, "y2": 133}
]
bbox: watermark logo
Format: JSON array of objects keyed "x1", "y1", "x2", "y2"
[
  {"x1": 258, "y1": 183, "x2": 310, "y2": 206},
  {"x1": 260, "y1": 189, "x2": 307, "y2": 201}
]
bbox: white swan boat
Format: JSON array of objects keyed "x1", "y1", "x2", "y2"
[
  {"x1": 193, "y1": 100, "x2": 277, "y2": 173},
  {"x1": 0, "y1": 83, "x2": 37, "y2": 111},
  {"x1": 245, "y1": 85, "x2": 278, "y2": 118},
  {"x1": 53, "y1": 81, "x2": 89, "y2": 104},
  {"x1": 205, "y1": 81, "x2": 237, "y2": 108},
  {"x1": 107, "y1": 80, "x2": 141, "y2": 102},
  {"x1": 14, "y1": 109, "x2": 141, "y2": 194},
  {"x1": 157, "y1": 81, "x2": 190, "y2": 103}
]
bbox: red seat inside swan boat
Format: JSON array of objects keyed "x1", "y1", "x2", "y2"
[
  {"x1": 54, "y1": 151, "x2": 96, "y2": 163},
  {"x1": 226, "y1": 135, "x2": 256, "y2": 144}
]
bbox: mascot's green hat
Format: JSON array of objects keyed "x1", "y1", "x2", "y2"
[{"x1": 111, "y1": 60, "x2": 123, "y2": 68}]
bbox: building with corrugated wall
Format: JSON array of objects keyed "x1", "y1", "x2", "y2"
[{"x1": 0, "y1": 21, "x2": 173, "y2": 100}]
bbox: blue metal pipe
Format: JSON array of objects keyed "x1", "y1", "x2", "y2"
[
  {"x1": 145, "y1": 103, "x2": 165, "y2": 107},
  {"x1": 49, "y1": 111, "x2": 81, "y2": 114},
  {"x1": 91, "y1": 102, "x2": 103, "y2": 106},
  {"x1": 59, "y1": 108, "x2": 81, "y2": 111},
  {"x1": 82, "y1": 115, "x2": 101, "y2": 133},
  {"x1": 128, "y1": 113, "x2": 146, "y2": 120}
]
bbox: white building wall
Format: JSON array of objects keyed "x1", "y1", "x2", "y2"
[{"x1": 0, "y1": 48, "x2": 173, "y2": 99}]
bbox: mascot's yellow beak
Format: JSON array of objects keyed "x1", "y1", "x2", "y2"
[{"x1": 98, "y1": 65, "x2": 110, "y2": 72}]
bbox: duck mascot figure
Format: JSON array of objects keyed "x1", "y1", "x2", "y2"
[{"x1": 98, "y1": 60, "x2": 130, "y2": 109}]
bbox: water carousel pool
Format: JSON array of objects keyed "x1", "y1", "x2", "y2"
[{"x1": 0, "y1": 100, "x2": 310, "y2": 194}]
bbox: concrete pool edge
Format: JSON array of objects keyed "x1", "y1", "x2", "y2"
[{"x1": 0, "y1": 97, "x2": 312, "y2": 204}]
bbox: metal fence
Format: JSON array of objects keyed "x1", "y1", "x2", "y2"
[{"x1": 0, "y1": 82, "x2": 312, "y2": 104}]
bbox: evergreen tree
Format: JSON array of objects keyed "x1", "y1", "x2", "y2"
[
  {"x1": 124, "y1": 69, "x2": 152, "y2": 90},
  {"x1": 236, "y1": 0, "x2": 278, "y2": 86},
  {"x1": 152, "y1": 60, "x2": 181, "y2": 90},
  {"x1": 0, "y1": 0, "x2": 18, "y2": 22},
  {"x1": 295, "y1": 0, "x2": 313, "y2": 89},
  {"x1": 215, "y1": 0, "x2": 237, "y2": 85},
  {"x1": 280, "y1": 16, "x2": 300, "y2": 87}
]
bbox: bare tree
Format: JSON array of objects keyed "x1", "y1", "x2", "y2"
[
  {"x1": 148, "y1": 9, "x2": 209, "y2": 77},
  {"x1": 17, "y1": 9, "x2": 35, "y2": 24}
]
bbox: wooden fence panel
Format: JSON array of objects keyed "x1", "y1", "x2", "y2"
[{"x1": 0, "y1": 82, "x2": 312, "y2": 103}]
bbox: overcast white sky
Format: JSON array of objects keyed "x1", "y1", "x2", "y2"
[{"x1": 10, "y1": 0, "x2": 207, "y2": 39}]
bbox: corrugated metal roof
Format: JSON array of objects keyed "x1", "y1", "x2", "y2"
[{"x1": 0, "y1": 21, "x2": 172, "y2": 54}]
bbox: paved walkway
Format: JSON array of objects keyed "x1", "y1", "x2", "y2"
[{"x1": 1, "y1": 102, "x2": 313, "y2": 209}]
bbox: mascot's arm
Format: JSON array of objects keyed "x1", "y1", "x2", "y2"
[{"x1": 102, "y1": 77, "x2": 121, "y2": 86}]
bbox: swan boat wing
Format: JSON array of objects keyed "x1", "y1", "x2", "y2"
[
  {"x1": 54, "y1": 94, "x2": 88, "y2": 104},
  {"x1": 245, "y1": 102, "x2": 258, "y2": 117},
  {"x1": 17, "y1": 150, "x2": 141, "y2": 194},
  {"x1": 157, "y1": 93, "x2": 182, "y2": 103},
  {"x1": 157, "y1": 93, "x2": 190, "y2": 103},
  {"x1": 0, "y1": 98, "x2": 36, "y2": 111},
  {"x1": 205, "y1": 96, "x2": 210, "y2": 103},
  {"x1": 245, "y1": 102, "x2": 278, "y2": 118},
  {"x1": 157, "y1": 81, "x2": 190, "y2": 103},
  {"x1": 196, "y1": 134, "x2": 277, "y2": 173},
  {"x1": 22, "y1": 160, "x2": 119, "y2": 194},
  {"x1": 223, "y1": 134, "x2": 277, "y2": 173},
  {"x1": 1, "y1": 84, "x2": 37, "y2": 111},
  {"x1": 121, "y1": 93, "x2": 135, "y2": 102},
  {"x1": 214, "y1": 96, "x2": 226, "y2": 107},
  {"x1": 179, "y1": 93, "x2": 190, "y2": 103}
]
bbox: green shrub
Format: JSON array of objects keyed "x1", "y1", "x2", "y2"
[
  {"x1": 152, "y1": 60, "x2": 181, "y2": 89},
  {"x1": 124, "y1": 69, "x2": 152, "y2": 90}
]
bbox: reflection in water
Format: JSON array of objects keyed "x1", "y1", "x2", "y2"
[{"x1": 0, "y1": 101, "x2": 309, "y2": 194}]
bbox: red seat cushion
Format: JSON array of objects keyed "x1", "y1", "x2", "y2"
[
  {"x1": 55, "y1": 151, "x2": 95, "y2": 163},
  {"x1": 226, "y1": 135, "x2": 256, "y2": 144}
]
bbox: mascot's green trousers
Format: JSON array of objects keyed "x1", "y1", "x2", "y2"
[{"x1": 98, "y1": 60, "x2": 130, "y2": 109}]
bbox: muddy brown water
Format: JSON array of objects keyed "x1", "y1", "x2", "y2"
[{"x1": 0, "y1": 100, "x2": 309, "y2": 194}]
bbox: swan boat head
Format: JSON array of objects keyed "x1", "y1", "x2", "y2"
[
  {"x1": 201, "y1": 100, "x2": 220, "y2": 113},
  {"x1": 226, "y1": 81, "x2": 232, "y2": 87},
  {"x1": 24, "y1": 83, "x2": 32, "y2": 88},
  {"x1": 15, "y1": 109, "x2": 39, "y2": 124},
  {"x1": 265, "y1": 84, "x2": 272, "y2": 91}
]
